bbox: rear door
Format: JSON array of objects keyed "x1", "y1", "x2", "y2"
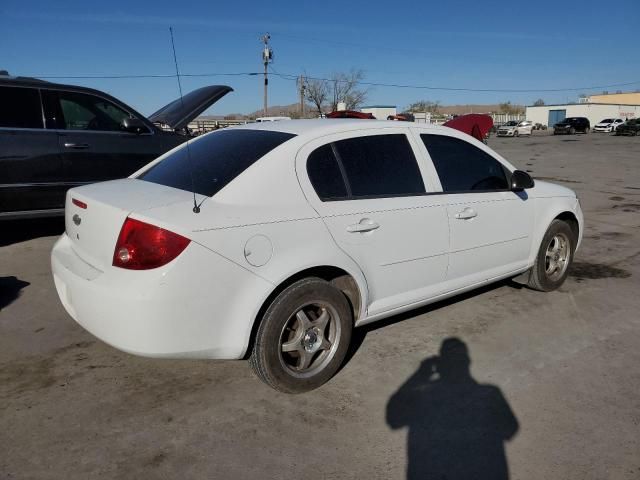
[
  {"x1": 420, "y1": 133, "x2": 534, "y2": 285},
  {"x1": 297, "y1": 129, "x2": 449, "y2": 317},
  {"x1": 0, "y1": 85, "x2": 65, "y2": 215},
  {"x1": 41, "y1": 89, "x2": 164, "y2": 185}
]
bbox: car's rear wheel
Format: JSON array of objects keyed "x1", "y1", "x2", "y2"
[
  {"x1": 527, "y1": 220, "x2": 576, "y2": 292},
  {"x1": 249, "y1": 278, "x2": 353, "y2": 393},
  {"x1": 514, "y1": 130, "x2": 519, "y2": 137},
  {"x1": 569, "y1": 127, "x2": 576, "y2": 134}
]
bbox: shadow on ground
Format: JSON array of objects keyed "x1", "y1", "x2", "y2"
[
  {"x1": 387, "y1": 337, "x2": 519, "y2": 479},
  {"x1": 0, "y1": 218, "x2": 64, "y2": 247},
  {"x1": 0, "y1": 276, "x2": 31, "y2": 311}
]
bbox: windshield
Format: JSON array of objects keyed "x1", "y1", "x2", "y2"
[
  {"x1": 600, "y1": 119, "x2": 613, "y2": 123},
  {"x1": 139, "y1": 129, "x2": 296, "y2": 197},
  {"x1": 564, "y1": 118, "x2": 581, "y2": 124},
  {"x1": 504, "y1": 121, "x2": 518, "y2": 126}
]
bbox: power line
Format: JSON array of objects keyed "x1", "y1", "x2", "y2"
[
  {"x1": 27, "y1": 71, "x2": 640, "y2": 93},
  {"x1": 271, "y1": 72, "x2": 640, "y2": 93}
]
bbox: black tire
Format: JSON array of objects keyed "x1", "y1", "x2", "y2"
[
  {"x1": 527, "y1": 220, "x2": 576, "y2": 292},
  {"x1": 569, "y1": 127, "x2": 576, "y2": 135},
  {"x1": 584, "y1": 127, "x2": 589, "y2": 134},
  {"x1": 249, "y1": 277, "x2": 353, "y2": 393},
  {"x1": 514, "y1": 130, "x2": 519, "y2": 137}
]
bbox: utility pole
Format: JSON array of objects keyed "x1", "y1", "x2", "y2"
[
  {"x1": 298, "y1": 75, "x2": 306, "y2": 118},
  {"x1": 260, "y1": 33, "x2": 273, "y2": 117}
]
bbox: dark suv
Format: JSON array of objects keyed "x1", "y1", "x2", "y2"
[
  {"x1": 615, "y1": 118, "x2": 640, "y2": 136},
  {"x1": 553, "y1": 117, "x2": 590, "y2": 135},
  {"x1": 0, "y1": 75, "x2": 232, "y2": 219}
]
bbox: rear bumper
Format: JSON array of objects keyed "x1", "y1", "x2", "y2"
[{"x1": 51, "y1": 233, "x2": 274, "y2": 359}]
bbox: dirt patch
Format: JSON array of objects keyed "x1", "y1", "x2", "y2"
[
  {"x1": 612, "y1": 203, "x2": 640, "y2": 212},
  {"x1": 536, "y1": 176, "x2": 582, "y2": 184},
  {"x1": 569, "y1": 262, "x2": 631, "y2": 282}
]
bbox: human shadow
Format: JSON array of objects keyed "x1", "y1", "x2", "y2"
[
  {"x1": 387, "y1": 338, "x2": 519, "y2": 480},
  {"x1": 0, "y1": 276, "x2": 31, "y2": 311}
]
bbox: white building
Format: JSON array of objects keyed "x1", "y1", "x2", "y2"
[
  {"x1": 526, "y1": 102, "x2": 640, "y2": 128},
  {"x1": 360, "y1": 105, "x2": 396, "y2": 120}
]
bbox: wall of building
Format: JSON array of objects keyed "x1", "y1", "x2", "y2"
[
  {"x1": 587, "y1": 92, "x2": 640, "y2": 106},
  {"x1": 526, "y1": 103, "x2": 640, "y2": 127},
  {"x1": 360, "y1": 106, "x2": 396, "y2": 120}
]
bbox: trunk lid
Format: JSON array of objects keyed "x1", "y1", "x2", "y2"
[
  {"x1": 148, "y1": 85, "x2": 233, "y2": 130},
  {"x1": 64, "y1": 179, "x2": 194, "y2": 270}
]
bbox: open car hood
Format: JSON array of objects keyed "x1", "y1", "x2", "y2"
[
  {"x1": 148, "y1": 85, "x2": 233, "y2": 130},
  {"x1": 444, "y1": 114, "x2": 493, "y2": 142}
]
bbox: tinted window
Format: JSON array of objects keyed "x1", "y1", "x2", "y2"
[
  {"x1": 56, "y1": 91, "x2": 132, "y2": 131},
  {"x1": 307, "y1": 144, "x2": 348, "y2": 200},
  {"x1": 140, "y1": 129, "x2": 295, "y2": 197},
  {"x1": 0, "y1": 86, "x2": 43, "y2": 129},
  {"x1": 421, "y1": 134, "x2": 509, "y2": 192},
  {"x1": 333, "y1": 134, "x2": 425, "y2": 198}
]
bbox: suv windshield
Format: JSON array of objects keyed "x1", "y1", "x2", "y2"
[
  {"x1": 564, "y1": 118, "x2": 581, "y2": 124},
  {"x1": 139, "y1": 129, "x2": 295, "y2": 197}
]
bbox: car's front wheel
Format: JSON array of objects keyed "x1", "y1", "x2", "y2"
[
  {"x1": 527, "y1": 220, "x2": 576, "y2": 291},
  {"x1": 249, "y1": 278, "x2": 353, "y2": 393}
]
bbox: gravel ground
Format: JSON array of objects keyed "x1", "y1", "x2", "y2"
[{"x1": 1, "y1": 131, "x2": 639, "y2": 479}]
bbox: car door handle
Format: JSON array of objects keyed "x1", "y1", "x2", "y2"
[
  {"x1": 347, "y1": 220, "x2": 380, "y2": 233},
  {"x1": 454, "y1": 207, "x2": 478, "y2": 220},
  {"x1": 64, "y1": 143, "x2": 90, "y2": 149}
]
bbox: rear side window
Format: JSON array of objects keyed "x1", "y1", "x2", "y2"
[
  {"x1": 333, "y1": 134, "x2": 425, "y2": 198},
  {"x1": 307, "y1": 144, "x2": 348, "y2": 200},
  {"x1": 139, "y1": 129, "x2": 295, "y2": 197},
  {"x1": 0, "y1": 86, "x2": 43, "y2": 129},
  {"x1": 421, "y1": 134, "x2": 509, "y2": 192}
]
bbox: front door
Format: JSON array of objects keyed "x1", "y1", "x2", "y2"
[
  {"x1": 297, "y1": 129, "x2": 450, "y2": 316},
  {"x1": 420, "y1": 133, "x2": 533, "y2": 285},
  {"x1": 42, "y1": 89, "x2": 161, "y2": 185}
]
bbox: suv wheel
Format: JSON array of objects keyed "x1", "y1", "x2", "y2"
[
  {"x1": 249, "y1": 278, "x2": 353, "y2": 393},
  {"x1": 569, "y1": 127, "x2": 576, "y2": 134},
  {"x1": 527, "y1": 220, "x2": 576, "y2": 292}
]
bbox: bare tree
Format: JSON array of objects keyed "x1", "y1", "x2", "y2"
[
  {"x1": 304, "y1": 78, "x2": 329, "y2": 114},
  {"x1": 406, "y1": 100, "x2": 441, "y2": 113},
  {"x1": 329, "y1": 69, "x2": 368, "y2": 111},
  {"x1": 533, "y1": 98, "x2": 545, "y2": 106}
]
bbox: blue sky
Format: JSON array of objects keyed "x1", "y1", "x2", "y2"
[{"x1": 2, "y1": 0, "x2": 639, "y2": 115}]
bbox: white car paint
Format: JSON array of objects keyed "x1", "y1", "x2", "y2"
[
  {"x1": 51, "y1": 119, "x2": 583, "y2": 359},
  {"x1": 497, "y1": 121, "x2": 533, "y2": 137},
  {"x1": 593, "y1": 118, "x2": 624, "y2": 132}
]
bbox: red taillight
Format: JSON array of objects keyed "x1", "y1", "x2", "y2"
[
  {"x1": 72, "y1": 198, "x2": 87, "y2": 209},
  {"x1": 112, "y1": 218, "x2": 191, "y2": 270}
]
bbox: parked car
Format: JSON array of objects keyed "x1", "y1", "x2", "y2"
[
  {"x1": 497, "y1": 120, "x2": 533, "y2": 137},
  {"x1": 615, "y1": 118, "x2": 640, "y2": 136},
  {"x1": 0, "y1": 75, "x2": 232, "y2": 220},
  {"x1": 553, "y1": 117, "x2": 590, "y2": 135},
  {"x1": 533, "y1": 123, "x2": 547, "y2": 131},
  {"x1": 52, "y1": 119, "x2": 583, "y2": 393},
  {"x1": 593, "y1": 118, "x2": 624, "y2": 133}
]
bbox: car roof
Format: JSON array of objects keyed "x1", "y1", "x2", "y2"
[
  {"x1": 231, "y1": 118, "x2": 452, "y2": 139},
  {"x1": 0, "y1": 75, "x2": 110, "y2": 96}
]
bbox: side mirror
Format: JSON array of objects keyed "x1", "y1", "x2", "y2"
[
  {"x1": 121, "y1": 117, "x2": 147, "y2": 134},
  {"x1": 511, "y1": 170, "x2": 534, "y2": 191}
]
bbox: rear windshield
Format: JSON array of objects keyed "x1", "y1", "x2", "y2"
[{"x1": 139, "y1": 129, "x2": 295, "y2": 196}]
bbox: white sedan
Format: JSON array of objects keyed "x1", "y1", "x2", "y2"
[
  {"x1": 51, "y1": 120, "x2": 583, "y2": 393},
  {"x1": 497, "y1": 120, "x2": 533, "y2": 137},
  {"x1": 593, "y1": 118, "x2": 624, "y2": 133}
]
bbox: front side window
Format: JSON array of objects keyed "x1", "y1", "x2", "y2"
[
  {"x1": 140, "y1": 129, "x2": 295, "y2": 197},
  {"x1": 421, "y1": 134, "x2": 509, "y2": 192},
  {"x1": 332, "y1": 134, "x2": 425, "y2": 198},
  {"x1": 53, "y1": 91, "x2": 133, "y2": 131},
  {"x1": 0, "y1": 86, "x2": 43, "y2": 129}
]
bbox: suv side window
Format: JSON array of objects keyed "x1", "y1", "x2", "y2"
[
  {"x1": 44, "y1": 90, "x2": 137, "y2": 132},
  {"x1": 333, "y1": 134, "x2": 425, "y2": 198},
  {"x1": 0, "y1": 86, "x2": 43, "y2": 129},
  {"x1": 307, "y1": 144, "x2": 349, "y2": 200},
  {"x1": 421, "y1": 134, "x2": 509, "y2": 192}
]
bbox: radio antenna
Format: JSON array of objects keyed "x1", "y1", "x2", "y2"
[{"x1": 169, "y1": 26, "x2": 201, "y2": 214}]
